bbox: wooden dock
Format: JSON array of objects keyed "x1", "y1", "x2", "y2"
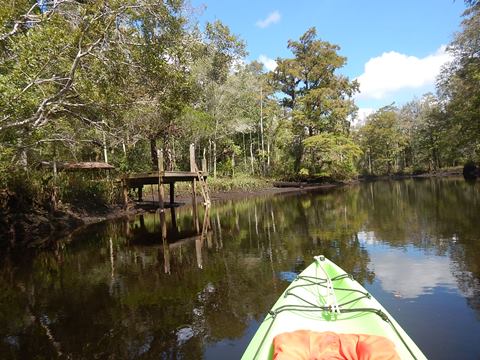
[
  {"x1": 121, "y1": 144, "x2": 210, "y2": 209},
  {"x1": 122, "y1": 171, "x2": 208, "y2": 205},
  {"x1": 124, "y1": 171, "x2": 207, "y2": 187}
]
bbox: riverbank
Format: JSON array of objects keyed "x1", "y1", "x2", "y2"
[
  {"x1": 0, "y1": 180, "x2": 344, "y2": 249},
  {"x1": 0, "y1": 170, "x2": 465, "y2": 249},
  {"x1": 359, "y1": 166, "x2": 464, "y2": 180}
]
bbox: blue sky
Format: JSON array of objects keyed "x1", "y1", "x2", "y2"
[{"x1": 191, "y1": 0, "x2": 467, "y2": 121}]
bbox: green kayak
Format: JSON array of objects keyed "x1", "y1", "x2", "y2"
[{"x1": 242, "y1": 256, "x2": 427, "y2": 359}]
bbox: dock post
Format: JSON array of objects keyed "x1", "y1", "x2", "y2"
[
  {"x1": 202, "y1": 148, "x2": 207, "y2": 173},
  {"x1": 159, "y1": 208, "x2": 170, "y2": 274},
  {"x1": 190, "y1": 143, "x2": 199, "y2": 231},
  {"x1": 190, "y1": 143, "x2": 197, "y2": 204},
  {"x1": 189, "y1": 143, "x2": 196, "y2": 172},
  {"x1": 122, "y1": 177, "x2": 129, "y2": 209},
  {"x1": 169, "y1": 183, "x2": 175, "y2": 205},
  {"x1": 157, "y1": 149, "x2": 165, "y2": 209}
]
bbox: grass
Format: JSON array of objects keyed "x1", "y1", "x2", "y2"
[{"x1": 139, "y1": 174, "x2": 272, "y2": 199}]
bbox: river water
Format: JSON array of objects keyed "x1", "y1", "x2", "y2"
[{"x1": 0, "y1": 178, "x2": 479, "y2": 359}]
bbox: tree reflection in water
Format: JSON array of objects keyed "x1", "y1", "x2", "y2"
[{"x1": 0, "y1": 177, "x2": 479, "y2": 359}]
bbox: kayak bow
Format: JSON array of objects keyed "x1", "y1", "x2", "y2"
[{"x1": 242, "y1": 255, "x2": 427, "y2": 359}]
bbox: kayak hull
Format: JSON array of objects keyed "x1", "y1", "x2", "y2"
[{"x1": 242, "y1": 256, "x2": 427, "y2": 360}]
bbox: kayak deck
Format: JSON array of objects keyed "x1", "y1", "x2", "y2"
[{"x1": 242, "y1": 256, "x2": 427, "y2": 359}]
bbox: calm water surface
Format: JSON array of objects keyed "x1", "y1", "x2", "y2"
[{"x1": 1, "y1": 178, "x2": 479, "y2": 359}]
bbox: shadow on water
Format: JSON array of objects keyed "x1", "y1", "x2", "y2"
[{"x1": 0, "y1": 177, "x2": 479, "y2": 359}]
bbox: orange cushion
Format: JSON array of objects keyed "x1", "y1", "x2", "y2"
[{"x1": 273, "y1": 330, "x2": 400, "y2": 360}]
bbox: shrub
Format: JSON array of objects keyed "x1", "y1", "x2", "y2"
[
  {"x1": 58, "y1": 174, "x2": 117, "y2": 210},
  {"x1": 299, "y1": 168, "x2": 309, "y2": 176}
]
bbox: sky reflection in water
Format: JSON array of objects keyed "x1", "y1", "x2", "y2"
[{"x1": 358, "y1": 231, "x2": 458, "y2": 299}]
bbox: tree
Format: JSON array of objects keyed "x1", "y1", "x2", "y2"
[
  {"x1": 0, "y1": 0, "x2": 192, "y2": 171},
  {"x1": 302, "y1": 133, "x2": 362, "y2": 180},
  {"x1": 356, "y1": 106, "x2": 405, "y2": 175},
  {"x1": 437, "y1": 4, "x2": 480, "y2": 163},
  {"x1": 271, "y1": 28, "x2": 358, "y2": 170},
  {"x1": 189, "y1": 20, "x2": 246, "y2": 177},
  {"x1": 402, "y1": 95, "x2": 462, "y2": 171}
]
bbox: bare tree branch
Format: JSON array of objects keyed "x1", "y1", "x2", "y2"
[
  {"x1": 0, "y1": 2, "x2": 39, "y2": 41},
  {"x1": 0, "y1": 1, "x2": 78, "y2": 42},
  {"x1": 0, "y1": 14, "x2": 116, "y2": 132}
]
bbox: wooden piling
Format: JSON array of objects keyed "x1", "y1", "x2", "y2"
[
  {"x1": 157, "y1": 149, "x2": 165, "y2": 209},
  {"x1": 160, "y1": 209, "x2": 170, "y2": 274},
  {"x1": 192, "y1": 179, "x2": 199, "y2": 232},
  {"x1": 202, "y1": 148, "x2": 207, "y2": 173},
  {"x1": 189, "y1": 143, "x2": 196, "y2": 172},
  {"x1": 169, "y1": 184, "x2": 175, "y2": 205},
  {"x1": 190, "y1": 143, "x2": 199, "y2": 232},
  {"x1": 190, "y1": 144, "x2": 197, "y2": 204}
]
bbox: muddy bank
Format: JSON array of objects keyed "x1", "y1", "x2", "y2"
[
  {"x1": 0, "y1": 182, "x2": 344, "y2": 249},
  {"x1": 359, "y1": 167, "x2": 464, "y2": 181},
  {"x1": 0, "y1": 203, "x2": 139, "y2": 249}
]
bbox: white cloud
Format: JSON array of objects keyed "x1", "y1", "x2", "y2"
[
  {"x1": 357, "y1": 232, "x2": 457, "y2": 299},
  {"x1": 256, "y1": 10, "x2": 281, "y2": 28},
  {"x1": 230, "y1": 58, "x2": 247, "y2": 73},
  {"x1": 356, "y1": 46, "x2": 452, "y2": 100},
  {"x1": 369, "y1": 250, "x2": 456, "y2": 299},
  {"x1": 258, "y1": 54, "x2": 277, "y2": 71},
  {"x1": 352, "y1": 108, "x2": 375, "y2": 127}
]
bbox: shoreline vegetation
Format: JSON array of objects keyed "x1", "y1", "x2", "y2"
[
  {"x1": 1, "y1": 2, "x2": 479, "y2": 249},
  {"x1": 0, "y1": 169, "x2": 467, "y2": 250}
]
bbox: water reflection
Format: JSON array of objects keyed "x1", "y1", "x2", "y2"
[
  {"x1": 125, "y1": 206, "x2": 212, "y2": 272},
  {"x1": 0, "y1": 178, "x2": 479, "y2": 359},
  {"x1": 359, "y1": 231, "x2": 457, "y2": 298}
]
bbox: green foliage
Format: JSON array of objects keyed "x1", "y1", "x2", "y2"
[
  {"x1": 299, "y1": 168, "x2": 309, "y2": 176},
  {"x1": 58, "y1": 174, "x2": 117, "y2": 210},
  {"x1": 122, "y1": 140, "x2": 152, "y2": 173},
  {"x1": 272, "y1": 28, "x2": 358, "y2": 134},
  {"x1": 1, "y1": 169, "x2": 61, "y2": 212},
  {"x1": 5, "y1": 172, "x2": 42, "y2": 211},
  {"x1": 205, "y1": 175, "x2": 270, "y2": 192},
  {"x1": 303, "y1": 133, "x2": 362, "y2": 180},
  {"x1": 437, "y1": 5, "x2": 480, "y2": 163},
  {"x1": 0, "y1": 146, "x2": 14, "y2": 188},
  {"x1": 356, "y1": 106, "x2": 405, "y2": 175},
  {"x1": 271, "y1": 27, "x2": 358, "y2": 172}
]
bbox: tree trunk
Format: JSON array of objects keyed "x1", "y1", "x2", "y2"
[
  {"x1": 53, "y1": 142, "x2": 57, "y2": 178},
  {"x1": 368, "y1": 149, "x2": 372, "y2": 175},
  {"x1": 267, "y1": 140, "x2": 271, "y2": 174},
  {"x1": 18, "y1": 146, "x2": 27, "y2": 170},
  {"x1": 102, "y1": 131, "x2": 108, "y2": 164},
  {"x1": 172, "y1": 139, "x2": 176, "y2": 170},
  {"x1": 243, "y1": 133, "x2": 247, "y2": 170},
  {"x1": 209, "y1": 138, "x2": 213, "y2": 173},
  {"x1": 249, "y1": 132, "x2": 255, "y2": 175},
  {"x1": 260, "y1": 85, "x2": 265, "y2": 175},
  {"x1": 213, "y1": 141, "x2": 217, "y2": 178},
  {"x1": 150, "y1": 138, "x2": 158, "y2": 171}
]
